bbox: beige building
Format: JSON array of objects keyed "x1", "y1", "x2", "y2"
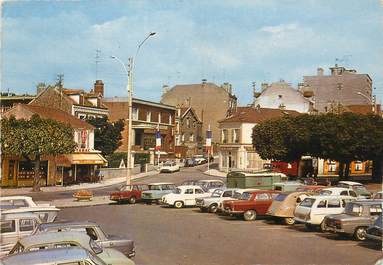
[{"x1": 161, "y1": 81, "x2": 237, "y2": 145}]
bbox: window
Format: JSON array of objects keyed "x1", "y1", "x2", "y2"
[
  {"x1": 354, "y1": 161, "x2": 363, "y2": 171},
  {"x1": 232, "y1": 129, "x2": 239, "y2": 143},
  {"x1": 19, "y1": 219, "x2": 36, "y2": 232},
  {"x1": 340, "y1": 191, "x2": 348, "y2": 196},
  {"x1": 221, "y1": 129, "x2": 228, "y2": 144},
  {"x1": 300, "y1": 198, "x2": 315, "y2": 208},
  {"x1": 222, "y1": 191, "x2": 233, "y2": 197},
  {"x1": 169, "y1": 115, "x2": 172, "y2": 124},
  {"x1": 1, "y1": 220, "x2": 16, "y2": 233},
  {"x1": 195, "y1": 189, "x2": 204, "y2": 194},
  {"x1": 146, "y1": 111, "x2": 151, "y2": 122},
  {"x1": 186, "y1": 118, "x2": 190, "y2": 128},
  {"x1": 132, "y1": 108, "x2": 139, "y2": 120},
  {"x1": 349, "y1": 191, "x2": 357, "y2": 197},
  {"x1": 370, "y1": 205, "x2": 382, "y2": 216},
  {"x1": 86, "y1": 228, "x2": 98, "y2": 240},
  {"x1": 327, "y1": 199, "x2": 341, "y2": 208},
  {"x1": 78, "y1": 114, "x2": 86, "y2": 120},
  {"x1": 181, "y1": 134, "x2": 185, "y2": 142},
  {"x1": 185, "y1": 189, "x2": 194, "y2": 194},
  {"x1": 317, "y1": 200, "x2": 327, "y2": 208},
  {"x1": 327, "y1": 161, "x2": 337, "y2": 172},
  {"x1": 255, "y1": 193, "x2": 269, "y2": 200},
  {"x1": 189, "y1": 133, "x2": 194, "y2": 142}
]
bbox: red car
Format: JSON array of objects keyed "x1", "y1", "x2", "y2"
[
  {"x1": 222, "y1": 190, "x2": 280, "y2": 221},
  {"x1": 110, "y1": 184, "x2": 149, "y2": 204}
]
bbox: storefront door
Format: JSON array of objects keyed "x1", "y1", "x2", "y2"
[{"x1": 8, "y1": 160, "x2": 16, "y2": 187}]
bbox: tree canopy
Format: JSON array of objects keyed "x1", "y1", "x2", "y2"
[
  {"x1": 252, "y1": 113, "x2": 383, "y2": 180},
  {"x1": 85, "y1": 117, "x2": 124, "y2": 156},
  {"x1": 1, "y1": 115, "x2": 77, "y2": 191}
]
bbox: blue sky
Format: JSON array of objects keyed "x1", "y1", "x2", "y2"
[{"x1": 2, "y1": 0, "x2": 383, "y2": 105}]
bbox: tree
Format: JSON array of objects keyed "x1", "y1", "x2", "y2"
[
  {"x1": 85, "y1": 117, "x2": 124, "y2": 156},
  {"x1": 1, "y1": 115, "x2": 77, "y2": 191}
]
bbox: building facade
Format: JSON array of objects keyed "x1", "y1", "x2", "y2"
[
  {"x1": 218, "y1": 107, "x2": 299, "y2": 172},
  {"x1": 0, "y1": 94, "x2": 35, "y2": 113},
  {"x1": 302, "y1": 65, "x2": 372, "y2": 113},
  {"x1": 103, "y1": 97, "x2": 176, "y2": 161},
  {"x1": 1, "y1": 104, "x2": 107, "y2": 187},
  {"x1": 29, "y1": 80, "x2": 109, "y2": 119},
  {"x1": 161, "y1": 81, "x2": 237, "y2": 145},
  {"x1": 175, "y1": 107, "x2": 203, "y2": 157}
]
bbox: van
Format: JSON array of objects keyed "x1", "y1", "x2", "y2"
[{"x1": 227, "y1": 171, "x2": 287, "y2": 189}]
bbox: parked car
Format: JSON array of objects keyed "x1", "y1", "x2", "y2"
[
  {"x1": 296, "y1": 185, "x2": 326, "y2": 193},
  {"x1": 372, "y1": 191, "x2": 383, "y2": 200},
  {"x1": 110, "y1": 184, "x2": 149, "y2": 204},
  {"x1": 266, "y1": 191, "x2": 312, "y2": 225},
  {"x1": 195, "y1": 179, "x2": 225, "y2": 193},
  {"x1": 0, "y1": 196, "x2": 59, "y2": 222},
  {"x1": 33, "y1": 221, "x2": 135, "y2": 257},
  {"x1": 294, "y1": 195, "x2": 356, "y2": 231},
  {"x1": 159, "y1": 161, "x2": 180, "y2": 173},
  {"x1": 141, "y1": 183, "x2": 176, "y2": 204},
  {"x1": 181, "y1": 180, "x2": 199, "y2": 185},
  {"x1": 272, "y1": 182, "x2": 304, "y2": 192},
  {"x1": 324, "y1": 200, "x2": 382, "y2": 240},
  {"x1": 217, "y1": 188, "x2": 259, "y2": 213},
  {"x1": 337, "y1": 181, "x2": 372, "y2": 199},
  {"x1": 0, "y1": 212, "x2": 43, "y2": 257},
  {"x1": 0, "y1": 247, "x2": 107, "y2": 265},
  {"x1": 184, "y1": 158, "x2": 197, "y2": 167},
  {"x1": 161, "y1": 185, "x2": 210, "y2": 208},
  {"x1": 319, "y1": 187, "x2": 358, "y2": 198},
  {"x1": 193, "y1": 155, "x2": 207, "y2": 165},
  {"x1": 222, "y1": 190, "x2": 280, "y2": 221},
  {"x1": 196, "y1": 188, "x2": 239, "y2": 213},
  {"x1": 366, "y1": 214, "x2": 383, "y2": 242},
  {"x1": 8, "y1": 231, "x2": 135, "y2": 265}
]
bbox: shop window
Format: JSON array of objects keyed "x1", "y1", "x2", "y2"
[
  {"x1": 18, "y1": 160, "x2": 48, "y2": 182},
  {"x1": 354, "y1": 161, "x2": 363, "y2": 171},
  {"x1": 327, "y1": 161, "x2": 337, "y2": 172}
]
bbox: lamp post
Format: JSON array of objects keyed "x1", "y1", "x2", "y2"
[
  {"x1": 356, "y1": 91, "x2": 375, "y2": 113},
  {"x1": 111, "y1": 32, "x2": 156, "y2": 185}
]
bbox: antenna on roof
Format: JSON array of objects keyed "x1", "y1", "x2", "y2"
[{"x1": 56, "y1": 74, "x2": 64, "y2": 88}]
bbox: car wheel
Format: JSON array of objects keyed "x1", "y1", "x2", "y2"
[
  {"x1": 174, "y1": 201, "x2": 184, "y2": 209},
  {"x1": 208, "y1": 204, "x2": 218, "y2": 213},
  {"x1": 243, "y1": 210, "x2": 257, "y2": 221},
  {"x1": 354, "y1": 227, "x2": 367, "y2": 241},
  {"x1": 128, "y1": 196, "x2": 136, "y2": 204},
  {"x1": 284, "y1": 217, "x2": 295, "y2": 225},
  {"x1": 320, "y1": 220, "x2": 327, "y2": 232}
]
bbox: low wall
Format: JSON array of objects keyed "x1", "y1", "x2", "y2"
[{"x1": 100, "y1": 164, "x2": 156, "y2": 179}]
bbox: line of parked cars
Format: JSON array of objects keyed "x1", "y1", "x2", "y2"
[{"x1": 0, "y1": 196, "x2": 136, "y2": 265}]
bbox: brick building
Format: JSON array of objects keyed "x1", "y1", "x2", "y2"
[
  {"x1": 161, "y1": 81, "x2": 237, "y2": 146},
  {"x1": 175, "y1": 106, "x2": 203, "y2": 157},
  {"x1": 1, "y1": 104, "x2": 107, "y2": 187},
  {"x1": 103, "y1": 97, "x2": 176, "y2": 159},
  {"x1": 29, "y1": 80, "x2": 108, "y2": 119},
  {"x1": 301, "y1": 65, "x2": 372, "y2": 113}
]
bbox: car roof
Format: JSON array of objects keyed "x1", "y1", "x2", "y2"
[
  {"x1": 19, "y1": 231, "x2": 91, "y2": 249},
  {"x1": 177, "y1": 185, "x2": 205, "y2": 189},
  {"x1": 1, "y1": 212, "x2": 41, "y2": 220},
  {"x1": 148, "y1": 182, "x2": 174, "y2": 185},
  {"x1": 338, "y1": 181, "x2": 363, "y2": 185},
  {"x1": 273, "y1": 182, "x2": 303, "y2": 186},
  {"x1": 1, "y1": 247, "x2": 94, "y2": 265},
  {"x1": 196, "y1": 180, "x2": 224, "y2": 183},
  {"x1": 250, "y1": 190, "x2": 278, "y2": 194},
  {"x1": 322, "y1": 187, "x2": 351, "y2": 192},
  {"x1": 0, "y1": 196, "x2": 33, "y2": 201},
  {"x1": 306, "y1": 195, "x2": 351, "y2": 200},
  {"x1": 37, "y1": 221, "x2": 99, "y2": 230}
]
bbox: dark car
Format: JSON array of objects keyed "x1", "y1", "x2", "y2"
[
  {"x1": 324, "y1": 200, "x2": 382, "y2": 240},
  {"x1": 110, "y1": 184, "x2": 149, "y2": 204},
  {"x1": 366, "y1": 214, "x2": 382, "y2": 242},
  {"x1": 184, "y1": 158, "x2": 197, "y2": 167}
]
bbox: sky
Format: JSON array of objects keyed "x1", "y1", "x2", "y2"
[{"x1": 2, "y1": 0, "x2": 383, "y2": 105}]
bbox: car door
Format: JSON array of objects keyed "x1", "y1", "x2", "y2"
[
  {"x1": 18, "y1": 218, "x2": 38, "y2": 239},
  {"x1": 184, "y1": 188, "x2": 195, "y2": 205},
  {"x1": 312, "y1": 199, "x2": 328, "y2": 224},
  {"x1": 0, "y1": 219, "x2": 17, "y2": 255},
  {"x1": 194, "y1": 188, "x2": 207, "y2": 201},
  {"x1": 254, "y1": 193, "x2": 271, "y2": 214}
]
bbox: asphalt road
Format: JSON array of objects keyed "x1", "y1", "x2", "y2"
[{"x1": 56, "y1": 166, "x2": 382, "y2": 265}]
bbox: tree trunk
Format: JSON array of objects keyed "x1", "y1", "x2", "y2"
[
  {"x1": 344, "y1": 162, "x2": 350, "y2": 180},
  {"x1": 338, "y1": 162, "x2": 345, "y2": 181},
  {"x1": 372, "y1": 158, "x2": 383, "y2": 183},
  {"x1": 32, "y1": 154, "x2": 41, "y2": 192}
]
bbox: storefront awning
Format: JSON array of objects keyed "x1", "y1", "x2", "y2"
[{"x1": 66, "y1": 153, "x2": 108, "y2": 166}]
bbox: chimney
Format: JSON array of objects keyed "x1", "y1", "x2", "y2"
[
  {"x1": 317, "y1": 68, "x2": 324, "y2": 76},
  {"x1": 261, "y1": 83, "x2": 268, "y2": 92},
  {"x1": 94, "y1": 80, "x2": 104, "y2": 97},
  {"x1": 162, "y1": 84, "x2": 169, "y2": 95}
]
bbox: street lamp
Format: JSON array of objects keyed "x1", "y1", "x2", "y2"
[
  {"x1": 111, "y1": 31, "x2": 156, "y2": 185},
  {"x1": 356, "y1": 91, "x2": 375, "y2": 113}
]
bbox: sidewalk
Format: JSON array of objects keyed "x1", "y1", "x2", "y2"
[
  {"x1": 203, "y1": 169, "x2": 227, "y2": 178},
  {"x1": 0, "y1": 170, "x2": 158, "y2": 196}
]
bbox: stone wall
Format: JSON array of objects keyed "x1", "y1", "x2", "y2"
[{"x1": 100, "y1": 164, "x2": 156, "y2": 179}]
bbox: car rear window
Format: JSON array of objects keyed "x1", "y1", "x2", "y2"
[
  {"x1": 275, "y1": 193, "x2": 288, "y2": 202},
  {"x1": 299, "y1": 198, "x2": 315, "y2": 208},
  {"x1": 241, "y1": 192, "x2": 252, "y2": 200},
  {"x1": 319, "y1": 190, "x2": 332, "y2": 195}
]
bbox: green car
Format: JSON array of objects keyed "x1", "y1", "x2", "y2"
[{"x1": 141, "y1": 183, "x2": 176, "y2": 204}]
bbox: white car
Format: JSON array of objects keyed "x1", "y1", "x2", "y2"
[
  {"x1": 294, "y1": 195, "x2": 356, "y2": 231},
  {"x1": 161, "y1": 185, "x2": 210, "y2": 208},
  {"x1": 193, "y1": 155, "x2": 207, "y2": 165},
  {"x1": 196, "y1": 188, "x2": 240, "y2": 213},
  {"x1": 337, "y1": 181, "x2": 372, "y2": 199},
  {"x1": 159, "y1": 161, "x2": 180, "y2": 173},
  {"x1": 1, "y1": 196, "x2": 51, "y2": 208},
  {"x1": 195, "y1": 179, "x2": 225, "y2": 193},
  {"x1": 319, "y1": 187, "x2": 358, "y2": 198}
]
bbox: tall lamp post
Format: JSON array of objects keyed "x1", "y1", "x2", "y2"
[
  {"x1": 356, "y1": 91, "x2": 376, "y2": 113},
  {"x1": 112, "y1": 32, "x2": 156, "y2": 185}
]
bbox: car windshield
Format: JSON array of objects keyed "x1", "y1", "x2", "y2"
[
  {"x1": 353, "y1": 186, "x2": 368, "y2": 192},
  {"x1": 90, "y1": 239, "x2": 103, "y2": 254},
  {"x1": 241, "y1": 192, "x2": 252, "y2": 200},
  {"x1": 299, "y1": 198, "x2": 315, "y2": 208},
  {"x1": 211, "y1": 189, "x2": 223, "y2": 197},
  {"x1": 275, "y1": 193, "x2": 288, "y2": 202},
  {"x1": 319, "y1": 190, "x2": 332, "y2": 195},
  {"x1": 149, "y1": 185, "x2": 161, "y2": 190},
  {"x1": 174, "y1": 188, "x2": 182, "y2": 194},
  {"x1": 345, "y1": 203, "x2": 362, "y2": 216}
]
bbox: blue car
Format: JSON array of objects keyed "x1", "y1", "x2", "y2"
[{"x1": 141, "y1": 183, "x2": 176, "y2": 204}]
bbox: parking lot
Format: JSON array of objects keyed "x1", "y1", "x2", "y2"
[{"x1": 58, "y1": 200, "x2": 382, "y2": 265}]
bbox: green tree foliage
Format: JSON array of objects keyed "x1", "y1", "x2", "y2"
[
  {"x1": 1, "y1": 115, "x2": 77, "y2": 191},
  {"x1": 252, "y1": 113, "x2": 383, "y2": 181},
  {"x1": 85, "y1": 117, "x2": 124, "y2": 156}
]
